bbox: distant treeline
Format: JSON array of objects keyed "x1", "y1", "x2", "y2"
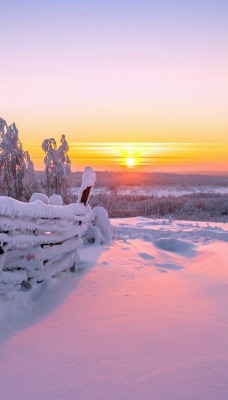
[
  {"x1": 95, "y1": 171, "x2": 228, "y2": 188},
  {"x1": 36, "y1": 170, "x2": 228, "y2": 189}
]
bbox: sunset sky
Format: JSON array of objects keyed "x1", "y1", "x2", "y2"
[{"x1": 1, "y1": 0, "x2": 228, "y2": 172}]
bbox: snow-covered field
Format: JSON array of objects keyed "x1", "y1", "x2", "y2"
[
  {"x1": 1, "y1": 217, "x2": 228, "y2": 400},
  {"x1": 72, "y1": 185, "x2": 228, "y2": 197},
  {"x1": 117, "y1": 186, "x2": 228, "y2": 197}
]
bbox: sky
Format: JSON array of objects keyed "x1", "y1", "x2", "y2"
[{"x1": 1, "y1": 0, "x2": 228, "y2": 172}]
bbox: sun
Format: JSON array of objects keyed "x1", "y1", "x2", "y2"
[{"x1": 126, "y1": 157, "x2": 136, "y2": 167}]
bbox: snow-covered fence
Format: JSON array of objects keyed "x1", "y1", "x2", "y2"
[{"x1": 0, "y1": 196, "x2": 89, "y2": 294}]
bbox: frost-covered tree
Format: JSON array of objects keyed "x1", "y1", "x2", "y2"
[
  {"x1": 23, "y1": 151, "x2": 41, "y2": 198},
  {"x1": 0, "y1": 118, "x2": 38, "y2": 200},
  {"x1": 42, "y1": 134, "x2": 72, "y2": 203}
]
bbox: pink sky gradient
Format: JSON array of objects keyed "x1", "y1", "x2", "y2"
[{"x1": 1, "y1": 1, "x2": 228, "y2": 171}]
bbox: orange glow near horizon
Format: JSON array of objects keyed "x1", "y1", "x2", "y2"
[
  {"x1": 2, "y1": 1, "x2": 228, "y2": 175},
  {"x1": 26, "y1": 142, "x2": 228, "y2": 174}
]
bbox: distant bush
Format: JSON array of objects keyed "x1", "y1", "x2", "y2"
[{"x1": 89, "y1": 192, "x2": 228, "y2": 222}]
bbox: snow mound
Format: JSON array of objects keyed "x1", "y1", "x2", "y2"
[
  {"x1": 30, "y1": 193, "x2": 49, "y2": 204},
  {"x1": 89, "y1": 206, "x2": 112, "y2": 244},
  {"x1": 85, "y1": 225, "x2": 105, "y2": 246},
  {"x1": 49, "y1": 194, "x2": 63, "y2": 206},
  {"x1": 153, "y1": 238, "x2": 196, "y2": 257}
]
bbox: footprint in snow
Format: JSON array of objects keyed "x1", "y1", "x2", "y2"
[
  {"x1": 155, "y1": 263, "x2": 184, "y2": 271},
  {"x1": 153, "y1": 238, "x2": 196, "y2": 258},
  {"x1": 138, "y1": 252, "x2": 155, "y2": 260}
]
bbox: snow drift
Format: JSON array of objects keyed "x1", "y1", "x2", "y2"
[{"x1": 0, "y1": 217, "x2": 228, "y2": 400}]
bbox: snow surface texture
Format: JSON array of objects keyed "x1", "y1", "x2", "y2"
[
  {"x1": 0, "y1": 196, "x2": 86, "y2": 219},
  {"x1": 0, "y1": 217, "x2": 228, "y2": 400}
]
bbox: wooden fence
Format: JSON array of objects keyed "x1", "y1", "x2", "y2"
[{"x1": 0, "y1": 196, "x2": 90, "y2": 294}]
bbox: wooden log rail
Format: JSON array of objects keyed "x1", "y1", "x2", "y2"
[{"x1": 0, "y1": 196, "x2": 89, "y2": 294}]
